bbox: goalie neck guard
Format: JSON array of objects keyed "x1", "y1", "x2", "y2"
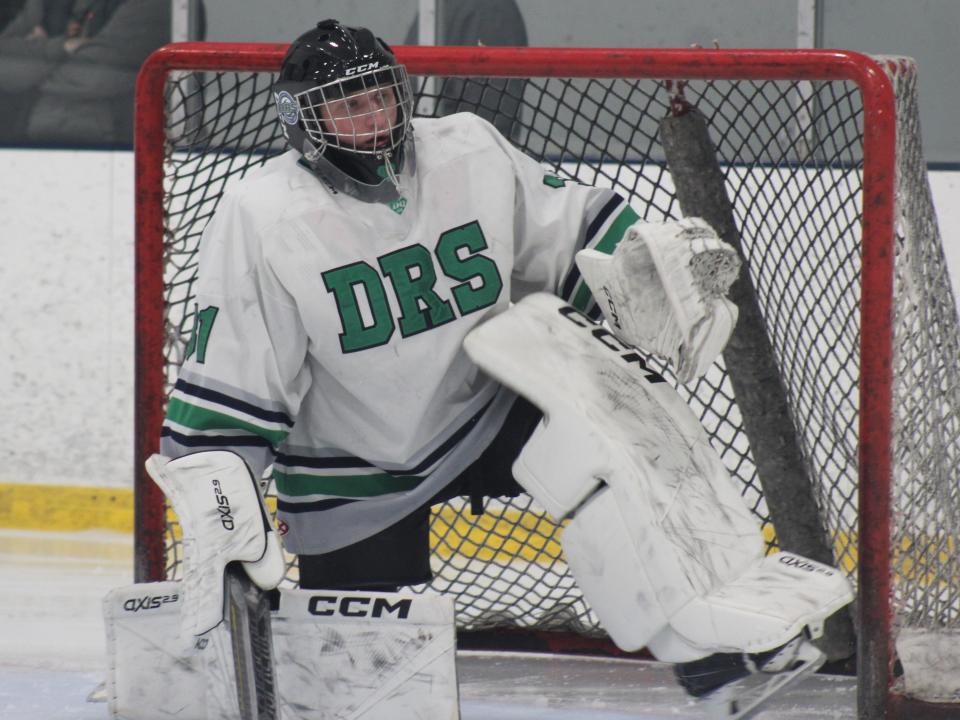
[{"x1": 273, "y1": 19, "x2": 415, "y2": 200}]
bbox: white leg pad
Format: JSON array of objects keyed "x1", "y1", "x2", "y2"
[
  {"x1": 551, "y1": 469, "x2": 762, "y2": 653},
  {"x1": 465, "y1": 293, "x2": 852, "y2": 658},
  {"x1": 104, "y1": 582, "x2": 459, "y2": 720},
  {"x1": 646, "y1": 552, "x2": 853, "y2": 662},
  {"x1": 273, "y1": 588, "x2": 459, "y2": 720},
  {"x1": 104, "y1": 582, "x2": 239, "y2": 720}
]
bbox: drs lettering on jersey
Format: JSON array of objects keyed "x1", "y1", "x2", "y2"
[{"x1": 322, "y1": 220, "x2": 504, "y2": 353}]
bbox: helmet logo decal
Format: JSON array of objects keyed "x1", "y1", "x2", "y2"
[
  {"x1": 275, "y1": 91, "x2": 300, "y2": 125},
  {"x1": 344, "y1": 61, "x2": 380, "y2": 76}
]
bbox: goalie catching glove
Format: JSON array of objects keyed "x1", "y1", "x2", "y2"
[{"x1": 576, "y1": 217, "x2": 740, "y2": 382}]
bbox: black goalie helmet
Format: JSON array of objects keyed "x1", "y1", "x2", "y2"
[{"x1": 273, "y1": 19, "x2": 414, "y2": 190}]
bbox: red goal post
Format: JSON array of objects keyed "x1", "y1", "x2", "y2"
[{"x1": 133, "y1": 43, "x2": 960, "y2": 719}]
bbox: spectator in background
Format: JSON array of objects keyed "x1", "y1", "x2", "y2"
[
  {"x1": 0, "y1": 1, "x2": 29, "y2": 33},
  {"x1": 0, "y1": 0, "x2": 93, "y2": 141},
  {"x1": 0, "y1": 0, "x2": 170, "y2": 146},
  {"x1": 2, "y1": 0, "x2": 122, "y2": 43},
  {"x1": 24, "y1": 0, "x2": 169, "y2": 145},
  {"x1": 405, "y1": 0, "x2": 528, "y2": 141},
  {"x1": 1, "y1": 0, "x2": 75, "y2": 39}
]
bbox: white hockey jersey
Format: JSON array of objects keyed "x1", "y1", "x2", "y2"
[{"x1": 161, "y1": 112, "x2": 640, "y2": 554}]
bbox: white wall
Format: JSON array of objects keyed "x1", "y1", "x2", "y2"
[
  {"x1": 1, "y1": 150, "x2": 134, "y2": 488},
  {"x1": 1, "y1": 148, "x2": 958, "y2": 489}
]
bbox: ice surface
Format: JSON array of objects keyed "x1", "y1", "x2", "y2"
[{"x1": 0, "y1": 528, "x2": 858, "y2": 719}]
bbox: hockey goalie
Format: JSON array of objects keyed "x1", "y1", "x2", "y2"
[
  {"x1": 106, "y1": 17, "x2": 851, "y2": 720},
  {"x1": 106, "y1": 231, "x2": 852, "y2": 720}
]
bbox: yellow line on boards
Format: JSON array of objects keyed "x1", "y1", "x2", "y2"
[
  {"x1": 0, "y1": 482, "x2": 898, "y2": 582},
  {"x1": 0, "y1": 483, "x2": 133, "y2": 533}
]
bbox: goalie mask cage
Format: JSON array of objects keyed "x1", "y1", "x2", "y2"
[{"x1": 134, "y1": 44, "x2": 960, "y2": 719}]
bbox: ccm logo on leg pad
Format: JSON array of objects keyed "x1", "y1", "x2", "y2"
[{"x1": 307, "y1": 595, "x2": 412, "y2": 619}]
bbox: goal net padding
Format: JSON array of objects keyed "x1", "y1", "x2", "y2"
[{"x1": 133, "y1": 45, "x2": 960, "y2": 717}]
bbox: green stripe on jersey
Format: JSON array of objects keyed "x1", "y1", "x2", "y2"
[
  {"x1": 274, "y1": 470, "x2": 423, "y2": 498},
  {"x1": 571, "y1": 205, "x2": 641, "y2": 311},
  {"x1": 166, "y1": 397, "x2": 290, "y2": 445}
]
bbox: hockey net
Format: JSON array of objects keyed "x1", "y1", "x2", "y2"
[{"x1": 134, "y1": 45, "x2": 960, "y2": 718}]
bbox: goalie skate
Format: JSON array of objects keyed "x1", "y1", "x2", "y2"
[{"x1": 675, "y1": 634, "x2": 825, "y2": 719}]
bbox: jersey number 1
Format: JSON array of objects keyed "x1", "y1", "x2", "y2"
[{"x1": 185, "y1": 305, "x2": 219, "y2": 363}]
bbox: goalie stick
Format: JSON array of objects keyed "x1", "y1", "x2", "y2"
[
  {"x1": 144, "y1": 452, "x2": 287, "y2": 719},
  {"x1": 225, "y1": 563, "x2": 279, "y2": 720}
]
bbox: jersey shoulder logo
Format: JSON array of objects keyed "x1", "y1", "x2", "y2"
[{"x1": 543, "y1": 173, "x2": 586, "y2": 189}]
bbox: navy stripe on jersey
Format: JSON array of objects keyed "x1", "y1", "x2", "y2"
[
  {"x1": 173, "y1": 378, "x2": 295, "y2": 427},
  {"x1": 274, "y1": 453, "x2": 376, "y2": 469},
  {"x1": 160, "y1": 426, "x2": 275, "y2": 450},
  {"x1": 275, "y1": 394, "x2": 495, "y2": 478},
  {"x1": 558, "y1": 193, "x2": 624, "y2": 300},
  {"x1": 277, "y1": 497, "x2": 359, "y2": 513}
]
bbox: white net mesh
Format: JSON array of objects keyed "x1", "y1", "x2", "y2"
[{"x1": 884, "y1": 57, "x2": 960, "y2": 702}]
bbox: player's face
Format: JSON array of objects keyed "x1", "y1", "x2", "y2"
[{"x1": 320, "y1": 86, "x2": 399, "y2": 151}]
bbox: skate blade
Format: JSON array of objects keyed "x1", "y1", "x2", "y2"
[
  {"x1": 702, "y1": 642, "x2": 825, "y2": 719},
  {"x1": 86, "y1": 680, "x2": 107, "y2": 703}
]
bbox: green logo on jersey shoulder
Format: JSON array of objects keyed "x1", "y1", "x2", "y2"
[{"x1": 543, "y1": 173, "x2": 577, "y2": 188}]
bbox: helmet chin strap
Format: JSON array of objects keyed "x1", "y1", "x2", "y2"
[
  {"x1": 297, "y1": 134, "x2": 416, "y2": 205},
  {"x1": 382, "y1": 149, "x2": 402, "y2": 191}
]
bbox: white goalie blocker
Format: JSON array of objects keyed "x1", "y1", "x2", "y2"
[
  {"x1": 463, "y1": 291, "x2": 852, "y2": 662},
  {"x1": 106, "y1": 451, "x2": 458, "y2": 720},
  {"x1": 144, "y1": 451, "x2": 287, "y2": 640}
]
